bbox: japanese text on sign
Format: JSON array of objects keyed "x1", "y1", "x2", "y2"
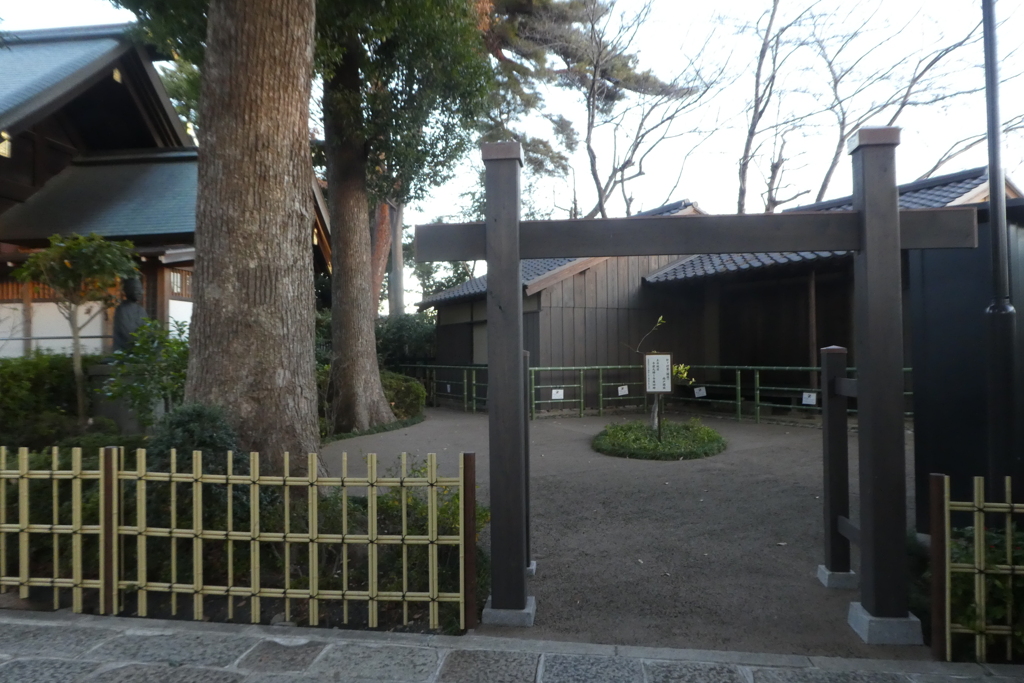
[{"x1": 645, "y1": 353, "x2": 673, "y2": 394}]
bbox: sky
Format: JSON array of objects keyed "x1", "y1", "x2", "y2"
[{"x1": 2, "y1": 0, "x2": 1022, "y2": 307}]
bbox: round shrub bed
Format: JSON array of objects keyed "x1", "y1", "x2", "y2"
[{"x1": 592, "y1": 418, "x2": 727, "y2": 460}]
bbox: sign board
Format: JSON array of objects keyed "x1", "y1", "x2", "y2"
[
  {"x1": 551, "y1": 388, "x2": 564, "y2": 400},
  {"x1": 694, "y1": 386, "x2": 707, "y2": 398},
  {"x1": 617, "y1": 385, "x2": 629, "y2": 396},
  {"x1": 802, "y1": 392, "x2": 817, "y2": 406},
  {"x1": 645, "y1": 353, "x2": 673, "y2": 394}
]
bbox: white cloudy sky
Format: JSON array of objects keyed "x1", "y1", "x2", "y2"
[{"x1": 2, "y1": 0, "x2": 1022, "y2": 305}]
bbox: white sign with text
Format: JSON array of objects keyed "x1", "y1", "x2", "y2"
[
  {"x1": 645, "y1": 353, "x2": 673, "y2": 394},
  {"x1": 552, "y1": 389, "x2": 564, "y2": 400},
  {"x1": 618, "y1": 385, "x2": 629, "y2": 396},
  {"x1": 694, "y1": 386, "x2": 707, "y2": 398},
  {"x1": 802, "y1": 392, "x2": 817, "y2": 405}
]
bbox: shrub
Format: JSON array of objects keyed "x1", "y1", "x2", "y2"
[
  {"x1": 592, "y1": 418, "x2": 727, "y2": 460},
  {"x1": 0, "y1": 352, "x2": 103, "y2": 450},
  {"x1": 105, "y1": 320, "x2": 189, "y2": 428},
  {"x1": 375, "y1": 313, "x2": 435, "y2": 369},
  {"x1": 381, "y1": 370, "x2": 426, "y2": 419},
  {"x1": 148, "y1": 403, "x2": 239, "y2": 462}
]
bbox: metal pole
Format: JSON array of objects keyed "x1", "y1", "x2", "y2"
[
  {"x1": 598, "y1": 368, "x2": 604, "y2": 417},
  {"x1": 579, "y1": 369, "x2": 585, "y2": 417},
  {"x1": 754, "y1": 370, "x2": 761, "y2": 424},
  {"x1": 982, "y1": 0, "x2": 1017, "y2": 497},
  {"x1": 735, "y1": 370, "x2": 742, "y2": 421}
]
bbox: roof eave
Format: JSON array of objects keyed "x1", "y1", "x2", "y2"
[{"x1": 0, "y1": 40, "x2": 133, "y2": 136}]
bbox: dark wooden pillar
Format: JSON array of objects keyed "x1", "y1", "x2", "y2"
[
  {"x1": 850, "y1": 127, "x2": 908, "y2": 619},
  {"x1": 821, "y1": 346, "x2": 850, "y2": 575},
  {"x1": 483, "y1": 142, "x2": 528, "y2": 610}
]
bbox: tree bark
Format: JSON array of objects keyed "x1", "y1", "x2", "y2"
[
  {"x1": 323, "y1": 51, "x2": 396, "y2": 434},
  {"x1": 69, "y1": 305, "x2": 86, "y2": 426},
  {"x1": 185, "y1": 0, "x2": 320, "y2": 472},
  {"x1": 370, "y1": 202, "x2": 391, "y2": 304}
]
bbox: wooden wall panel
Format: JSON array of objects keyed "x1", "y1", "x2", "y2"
[
  {"x1": 594, "y1": 261, "x2": 607, "y2": 308},
  {"x1": 573, "y1": 308, "x2": 585, "y2": 366},
  {"x1": 562, "y1": 306, "x2": 574, "y2": 366}
]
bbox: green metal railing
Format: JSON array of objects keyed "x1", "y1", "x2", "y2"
[{"x1": 398, "y1": 363, "x2": 914, "y2": 422}]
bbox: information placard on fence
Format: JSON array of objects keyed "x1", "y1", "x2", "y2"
[
  {"x1": 552, "y1": 389, "x2": 564, "y2": 400},
  {"x1": 645, "y1": 353, "x2": 673, "y2": 394},
  {"x1": 618, "y1": 385, "x2": 629, "y2": 396}
]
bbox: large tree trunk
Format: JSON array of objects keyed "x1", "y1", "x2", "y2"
[
  {"x1": 323, "y1": 54, "x2": 396, "y2": 434},
  {"x1": 185, "y1": 0, "x2": 320, "y2": 472},
  {"x1": 370, "y1": 202, "x2": 391, "y2": 303}
]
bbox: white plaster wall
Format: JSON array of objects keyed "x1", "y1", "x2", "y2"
[
  {"x1": 168, "y1": 300, "x2": 193, "y2": 332},
  {"x1": 0, "y1": 303, "x2": 25, "y2": 359},
  {"x1": 31, "y1": 303, "x2": 104, "y2": 355}
]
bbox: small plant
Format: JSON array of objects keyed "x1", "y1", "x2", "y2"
[
  {"x1": 13, "y1": 233, "x2": 137, "y2": 425},
  {"x1": 592, "y1": 418, "x2": 727, "y2": 460},
  {"x1": 105, "y1": 320, "x2": 190, "y2": 428}
]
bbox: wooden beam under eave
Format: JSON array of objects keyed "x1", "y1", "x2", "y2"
[
  {"x1": 312, "y1": 176, "x2": 332, "y2": 273},
  {"x1": 524, "y1": 257, "x2": 608, "y2": 296}
]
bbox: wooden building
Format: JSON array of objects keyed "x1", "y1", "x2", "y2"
[{"x1": 0, "y1": 24, "x2": 331, "y2": 358}]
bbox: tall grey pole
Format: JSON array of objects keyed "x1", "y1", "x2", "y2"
[
  {"x1": 388, "y1": 202, "x2": 404, "y2": 317},
  {"x1": 982, "y1": 0, "x2": 1015, "y2": 493}
]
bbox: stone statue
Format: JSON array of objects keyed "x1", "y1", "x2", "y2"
[{"x1": 112, "y1": 278, "x2": 148, "y2": 353}]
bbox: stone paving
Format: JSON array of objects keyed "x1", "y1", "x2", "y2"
[{"x1": 0, "y1": 611, "x2": 1021, "y2": 683}]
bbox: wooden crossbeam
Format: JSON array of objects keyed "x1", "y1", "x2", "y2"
[{"x1": 415, "y1": 208, "x2": 977, "y2": 262}]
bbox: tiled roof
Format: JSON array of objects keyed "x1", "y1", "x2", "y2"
[
  {"x1": 0, "y1": 149, "x2": 198, "y2": 244},
  {"x1": 419, "y1": 258, "x2": 578, "y2": 306},
  {"x1": 646, "y1": 168, "x2": 988, "y2": 284},
  {"x1": 418, "y1": 199, "x2": 700, "y2": 307},
  {"x1": 0, "y1": 24, "x2": 134, "y2": 133}
]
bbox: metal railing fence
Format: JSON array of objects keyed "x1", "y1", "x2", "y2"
[
  {"x1": 399, "y1": 363, "x2": 914, "y2": 421},
  {"x1": 0, "y1": 446, "x2": 476, "y2": 631}
]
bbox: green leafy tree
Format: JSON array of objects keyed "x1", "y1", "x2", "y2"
[
  {"x1": 106, "y1": 320, "x2": 190, "y2": 428},
  {"x1": 159, "y1": 58, "x2": 201, "y2": 138},
  {"x1": 13, "y1": 234, "x2": 137, "y2": 425},
  {"x1": 317, "y1": 0, "x2": 492, "y2": 434}
]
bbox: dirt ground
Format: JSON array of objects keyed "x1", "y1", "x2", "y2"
[{"x1": 320, "y1": 407, "x2": 927, "y2": 660}]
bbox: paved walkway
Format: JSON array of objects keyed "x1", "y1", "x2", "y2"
[{"x1": 0, "y1": 611, "x2": 1020, "y2": 682}]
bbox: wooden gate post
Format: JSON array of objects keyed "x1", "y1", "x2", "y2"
[
  {"x1": 480, "y1": 142, "x2": 533, "y2": 622},
  {"x1": 848, "y1": 127, "x2": 921, "y2": 643},
  {"x1": 819, "y1": 346, "x2": 855, "y2": 588}
]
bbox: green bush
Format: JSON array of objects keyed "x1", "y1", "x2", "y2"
[
  {"x1": 592, "y1": 418, "x2": 727, "y2": 460},
  {"x1": 148, "y1": 403, "x2": 239, "y2": 462},
  {"x1": 912, "y1": 525, "x2": 1024, "y2": 660},
  {"x1": 0, "y1": 352, "x2": 103, "y2": 450},
  {"x1": 105, "y1": 319, "x2": 189, "y2": 428},
  {"x1": 381, "y1": 370, "x2": 426, "y2": 419},
  {"x1": 375, "y1": 313, "x2": 435, "y2": 369}
]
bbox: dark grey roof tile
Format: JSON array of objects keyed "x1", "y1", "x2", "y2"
[
  {"x1": 648, "y1": 168, "x2": 987, "y2": 284},
  {"x1": 0, "y1": 149, "x2": 198, "y2": 243}
]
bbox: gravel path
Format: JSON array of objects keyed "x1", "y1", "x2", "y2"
[{"x1": 321, "y1": 408, "x2": 922, "y2": 660}]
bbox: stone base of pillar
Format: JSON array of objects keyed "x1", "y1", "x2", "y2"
[
  {"x1": 818, "y1": 565, "x2": 858, "y2": 589},
  {"x1": 481, "y1": 596, "x2": 536, "y2": 627},
  {"x1": 848, "y1": 602, "x2": 923, "y2": 645}
]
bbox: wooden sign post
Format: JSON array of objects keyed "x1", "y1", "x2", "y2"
[{"x1": 415, "y1": 128, "x2": 977, "y2": 641}]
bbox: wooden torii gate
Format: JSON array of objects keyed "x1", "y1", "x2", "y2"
[{"x1": 415, "y1": 127, "x2": 977, "y2": 643}]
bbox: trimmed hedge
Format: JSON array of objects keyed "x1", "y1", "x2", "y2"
[
  {"x1": 592, "y1": 418, "x2": 727, "y2": 460},
  {"x1": 0, "y1": 352, "x2": 104, "y2": 451},
  {"x1": 381, "y1": 370, "x2": 426, "y2": 420}
]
